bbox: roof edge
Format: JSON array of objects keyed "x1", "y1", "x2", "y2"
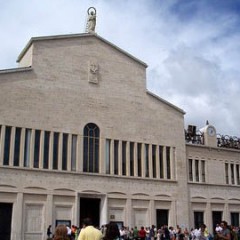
[
  {"x1": 0, "y1": 66, "x2": 32, "y2": 74},
  {"x1": 146, "y1": 90, "x2": 186, "y2": 114},
  {"x1": 17, "y1": 33, "x2": 148, "y2": 67}
]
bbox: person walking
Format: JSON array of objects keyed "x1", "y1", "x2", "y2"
[
  {"x1": 103, "y1": 222, "x2": 120, "y2": 240},
  {"x1": 78, "y1": 218, "x2": 103, "y2": 240}
]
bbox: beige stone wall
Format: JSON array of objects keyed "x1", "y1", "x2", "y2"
[
  {"x1": 2, "y1": 33, "x2": 239, "y2": 240},
  {"x1": 186, "y1": 144, "x2": 240, "y2": 231}
]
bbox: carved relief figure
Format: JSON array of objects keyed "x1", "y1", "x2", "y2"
[{"x1": 88, "y1": 61, "x2": 99, "y2": 83}]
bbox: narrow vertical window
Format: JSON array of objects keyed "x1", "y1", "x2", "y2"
[
  {"x1": 62, "y1": 133, "x2": 68, "y2": 170},
  {"x1": 53, "y1": 132, "x2": 59, "y2": 170},
  {"x1": 189, "y1": 159, "x2": 193, "y2": 181},
  {"x1": 159, "y1": 146, "x2": 163, "y2": 179},
  {"x1": 114, "y1": 140, "x2": 119, "y2": 175},
  {"x1": 71, "y1": 135, "x2": 77, "y2": 171},
  {"x1": 122, "y1": 141, "x2": 127, "y2": 176},
  {"x1": 83, "y1": 123, "x2": 99, "y2": 173},
  {"x1": 105, "y1": 139, "x2": 111, "y2": 174},
  {"x1": 225, "y1": 163, "x2": 229, "y2": 184},
  {"x1": 236, "y1": 164, "x2": 240, "y2": 185},
  {"x1": 43, "y1": 131, "x2": 50, "y2": 169},
  {"x1": 3, "y1": 126, "x2": 12, "y2": 165},
  {"x1": 24, "y1": 128, "x2": 32, "y2": 167},
  {"x1": 14, "y1": 127, "x2": 22, "y2": 166},
  {"x1": 34, "y1": 130, "x2": 41, "y2": 168},
  {"x1": 130, "y1": 142, "x2": 134, "y2": 176},
  {"x1": 137, "y1": 143, "x2": 142, "y2": 177},
  {"x1": 231, "y1": 164, "x2": 235, "y2": 184},
  {"x1": 152, "y1": 145, "x2": 156, "y2": 178},
  {"x1": 145, "y1": 144, "x2": 149, "y2": 177},
  {"x1": 201, "y1": 160, "x2": 205, "y2": 183},
  {"x1": 195, "y1": 160, "x2": 199, "y2": 182}
]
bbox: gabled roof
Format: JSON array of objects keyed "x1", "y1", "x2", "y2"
[
  {"x1": 17, "y1": 33, "x2": 148, "y2": 67},
  {"x1": 146, "y1": 90, "x2": 185, "y2": 114}
]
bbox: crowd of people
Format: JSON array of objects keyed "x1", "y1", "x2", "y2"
[{"x1": 47, "y1": 219, "x2": 240, "y2": 240}]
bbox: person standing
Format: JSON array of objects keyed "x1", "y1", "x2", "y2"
[
  {"x1": 216, "y1": 221, "x2": 231, "y2": 240},
  {"x1": 47, "y1": 225, "x2": 52, "y2": 239},
  {"x1": 78, "y1": 218, "x2": 103, "y2": 240},
  {"x1": 103, "y1": 222, "x2": 120, "y2": 240},
  {"x1": 53, "y1": 225, "x2": 69, "y2": 240},
  {"x1": 150, "y1": 225, "x2": 155, "y2": 240},
  {"x1": 139, "y1": 226, "x2": 146, "y2": 240},
  {"x1": 133, "y1": 226, "x2": 139, "y2": 240}
]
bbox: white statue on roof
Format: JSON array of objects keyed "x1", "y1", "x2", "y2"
[{"x1": 86, "y1": 7, "x2": 96, "y2": 33}]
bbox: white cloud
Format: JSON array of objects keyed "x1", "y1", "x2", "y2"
[{"x1": 1, "y1": 0, "x2": 240, "y2": 136}]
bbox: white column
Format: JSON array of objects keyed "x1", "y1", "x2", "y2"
[
  {"x1": 9, "y1": 126, "x2": 15, "y2": 167},
  {"x1": 199, "y1": 160, "x2": 203, "y2": 183},
  {"x1": 39, "y1": 130, "x2": 44, "y2": 169},
  {"x1": 126, "y1": 142, "x2": 130, "y2": 177},
  {"x1": 163, "y1": 146, "x2": 167, "y2": 179},
  {"x1": 223, "y1": 202, "x2": 229, "y2": 223},
  {"x1": 19, "y1": 128, "x2": 25, "y2": 167},
  {"x1": 0, "y1": 125, "x2": 4, "y2": 166},
  {"x1": 141, "y1": 143, "x2": 145, "y2": 178},
  {"x1": 149, "y1": 199, "x2": 155, "y2": 225},
  {"x1": 169, "y1": 200, "x2": 177, "y2": 228},
  {"x1": 156, "y1": 146, "x2": 160, "y2": 179},
  {"x1": 12, "y1": 192, "x2": 23, "y2": 240},
  {"x1": 67, "y1": 134, "x2": 72, "y2": 171},
  {"x1": 228, "y1": 163, "x2": 231, "y2": 185},
  {"x1": 75, "y1": 193, "x2": 80, "y2": 227},
  {"x1": 100, "y1": 137, "x2": 105, "y2": 174},
  {"x1": 100, "y1": 195, "x2": 108, "y2": 226},
  {"x1": 29, "y1": 130, "x2": 35, "y2": 169},
  {"x1": 46, "y1": 194, "x2": 53, "y2": 229},
  {"x1": 192, "y1": 159, "x2": 196, "y2": 182},
  {"x1": 118, "y1": 140, "x2": 122, "y2": 176},
  {"x1": 149, "y1": 144, "x2": 153, "y2": 178},
  {"x1": 77, "y1": 135, "x2": 83, "y2": 172},
  {"x1": 58, "y1": 133, "x2": 63, "y2": 171},
  {"x1": 134, "y1": 142, "x2": 138, "y2": 177},
  {"x1": 171, "y1": 147, "x2": 176, "y2": 180},
  {"x1": 126, "y1": 197, "x2": 132, "y2": 227},
  {"x1": 48, "y1": 131, "x2": 54, "y2": 170},
  {"x1": 110, "y1": 140, "x2": 114, "y2": 175},
  {"x1": 205, "y1": 201, "x2": 211, "y2": 229}
]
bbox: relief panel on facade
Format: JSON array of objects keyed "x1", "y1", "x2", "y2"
[
  {"x1": 109, "y1": 208, "x2": 125, "y2": 222},
  {"x1": 24, "y1": 204, "x2": 44, "y2": 240},
  {"x1": 88, "y1": 61, "x2": 99, "y2": 84},
  {"x1": 134, "y1": 209, "x2": 148, "y2": 227}
]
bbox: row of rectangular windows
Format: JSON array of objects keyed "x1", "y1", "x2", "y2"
[
  {"x1": 225, "y1": 163, "x2": 240, "y2": 185},
  {"x1": 0, "y1": 124, "x2": 175, "y2": 180},
  {"x1": 188, "y1": 159, "x2": 206, "y2": 183},
  {"x1": 105, "y1": 139, "x2": 174, "y2": 179},
  {"x1": 189, "y1": 159, "x2": 240, "y2": 185}
]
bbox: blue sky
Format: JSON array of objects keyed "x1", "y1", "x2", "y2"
[{"x1": 1, "y1": 0, "x2": 240, "y2": 136}]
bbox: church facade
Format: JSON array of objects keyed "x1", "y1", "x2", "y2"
[{"x1": 0, "y1": 33, "x2": 239, "y2": 240}]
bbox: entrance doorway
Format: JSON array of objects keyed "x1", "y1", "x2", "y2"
[
  {"x1": 212, "y1": 211, "x2": 222, "y2": 233},
  {"x1": 156, "y1": 209, "x2": 168, "y2": 229},
  {"x1": 80, "y1": 198, "x2": 100, "y2": 228},
  {"x1": 194, "y1": 211, "x2": 204, "y2": 229},
  {"x1": 0, "y1": 203, "x2": 13, "y2": 240}
]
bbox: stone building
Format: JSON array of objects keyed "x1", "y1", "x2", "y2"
[{"x1": 0, "y1": 32, "x2": 239, "y2": 240}]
